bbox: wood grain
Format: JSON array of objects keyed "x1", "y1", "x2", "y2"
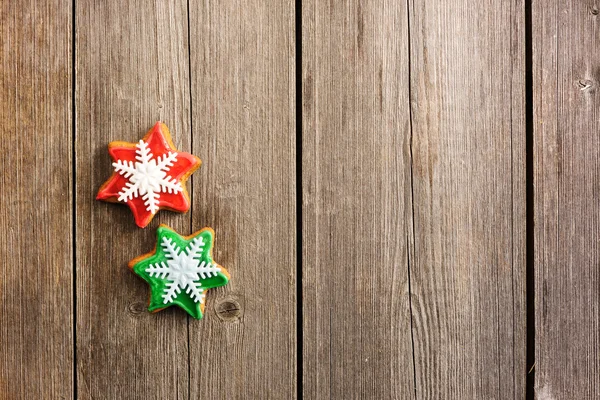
[
  {"x1": 0, "y1": 1, "x2": 73, "y2": 398},
  {"x1": 408, "y1": 0, "x2": 526, "y2": 397},
  {"x1": 4, "y1": 0, "x2": 589, "y2": 397},
  {"x1": 187, "y1": 1, "x2": 297, "y2": 398},
  {"x1": 533, "y1": 1, "x2": 600, "y2": 397},
  {"x1": 75, "y1": 1, "x2": 192, "y2": 398},
  {"x1": 302, "y1": 1, "x2": 416, "y2": 398}
]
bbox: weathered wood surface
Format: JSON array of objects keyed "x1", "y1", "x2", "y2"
[
  {"x1": 301, "y1": 1, "x2": 415, "y2": 398},
  {"x1": 0, "y1": 1, "x2": 74, "y2": 398},
  {"x1": 408, "y1": 0, "x2": 527, "y2": 398},
  {"x1": 534, "y1": 2, "x2": 600, "y2": 397},
  {"x1": 187, "y1": 0, "x2": 297, "y2": 398},
  {"x1": 302, "y1": 0, "x2": 527, "y2": 398},
  {"x1": 5, "y1": 0, "x2": 600, "y2": 398},
  {"x1": 75, "y1": 1, "x2": 191, "y2": 398}
]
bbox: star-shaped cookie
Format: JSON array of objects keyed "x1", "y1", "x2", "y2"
[
  {"x1": 129, "y1": 225, "x2": 230, "y2": 319},
  {"x1": 96, "y1": 122, "x2": 201, "y2": 228}
]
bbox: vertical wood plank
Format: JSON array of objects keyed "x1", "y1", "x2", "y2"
[
  {"x1": 534, "y1": 1, "x2": 600, "y2": 397},
  {"x1": 76, "y1": 1, "x2": 191, "y2": 398},
  {"x1": 0, "y1": 1, "x2": 73, "y2": 398},
  {"x1": 187, "y1": 0, "x2": 297, "y2": 398},
  {"x1": 408, "y1": 0, "x2": 526, "y2": 397},
  {"x1": 302, "y1": 1, "x2": 416, "y2": 398}
]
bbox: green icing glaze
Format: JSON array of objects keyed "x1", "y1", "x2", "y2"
[{"x1": 131, "y1": 225, "x2": 229, "y2": 319}]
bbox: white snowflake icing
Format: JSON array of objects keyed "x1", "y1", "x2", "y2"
[
  {"x1": 145, "y1": 235, "x2": 222, "y2": 304},
  {"x1": 112, "y1": 140, "x2": 182, "y2": 214}
]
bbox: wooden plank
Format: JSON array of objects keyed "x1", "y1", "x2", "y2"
[
  {"x1": 408, "y1": 0, "x2": 526, "y2": 397},
  {"x1": 187, "y1": 0, "x2": 297, "y2": 398},
  {"x1": 0, "y1": 1, "x2": 73, "y2": 398},
  {"x1": 302, "y1": 1, "x2": 416, "y2": 398},
  {"x1": 75, "y1": 1, "x2": 192, "y2": 398},
  {"x1": 533, "y1": 2, "x2": 600, "y2": 397}
]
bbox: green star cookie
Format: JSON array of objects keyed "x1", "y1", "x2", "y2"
[{"x1": 129, "y1": 224, "x2": 230, "y2": 319}]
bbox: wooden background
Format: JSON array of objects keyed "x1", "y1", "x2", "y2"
[{"x1": 0, "y1": 0, "x2": 597, "y2": 398}]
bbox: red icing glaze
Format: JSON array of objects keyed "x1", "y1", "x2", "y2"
[{"x1": 96, "y1": 122, "x2": 201, "y2": 228}]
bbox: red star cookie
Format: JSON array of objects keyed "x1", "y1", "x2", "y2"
[{"x1": 96, "y1": 122, "x2": 201, "y2": 228}]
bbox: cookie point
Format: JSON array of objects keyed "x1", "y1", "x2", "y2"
[
  {"x1": 135, "y1": 218, "x2": 149, "y2": 229},
  {"x1": 190, "y1": 303, "x2": 204, "y2": 320},
  {"x1": 157, "y1": 224, "x2": 174, "y2": 232},
  {"x1": 200, "y1": 226, "x2": 215, "y2": 237},
  {"x1": 218, "y1": 265, "x2": 231, "y2": 281},
  {"x1": 155, "y1": 121, "x2": 168, "y2": 132}
]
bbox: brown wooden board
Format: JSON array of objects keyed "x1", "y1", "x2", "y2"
[
  {"x1": 533, "y1": 1, "x2": 600, "y2": 397},
  {"x1": 75, "y1": 1, "x2": 192, "y2": 398},
  {"x1": 301, "y1": 1, "x2": 416, "y2": 398},
  {"x1": 408, "y1": 0, "x2": 526, "y2": 397},
  {"x1": 0, "y1": 1, "x2": 73, "y2": 398},
  {"x1": 187, "y1": 1, "x2": 297, "y2": 398},
  {"x1": 7, "y1": 0, "x2": 597, "y2": 397}
]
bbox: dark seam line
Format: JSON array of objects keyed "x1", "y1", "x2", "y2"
[
  {"x1": 295, "y1": 0, "x2": 303, "y2": 398},
  {"x1": 72, "y1": 0, "x2": 78, "y2": 398},
  {"x1": 509, "y1": 0, "x2": 514, "y2": 395},
  {"x1": 525, "y1": 0, "x2": 535, "y2": 398},
  {"x1": 405, "y1": 0, "x2": 418, "y2": 398},
  {"x1": 509, "y1": 0, "x2": 516, "y2": 394},
  {"x1": 406, "y1": 236, "x2": 417, "y2": 399},
  {"x1": 186, "y1": 0, "x2": 193, "y2": 398},
  {"x1": 509, "y1": 1, "x2": 515, "y2": 397}
]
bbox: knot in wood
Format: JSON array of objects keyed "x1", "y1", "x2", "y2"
[
  {"x1": 577, "y1": 79, "x2": 595, "y2": 92},
  {"x1": 215, "y1": 298, "x2": 242, "y2": 322},
  {"x1": 590, "y1": 6, "x2": 599, "y2": 15},
  {"x1": 127, "y1": 301, "x2": 146, "y2": 316}
]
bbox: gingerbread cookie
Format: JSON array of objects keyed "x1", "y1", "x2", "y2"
[
  {"x1": 96, "y1": 122, "x2": 201, "y2": 228},
  {"x1": 129, "y1": 225, "x2": 230, "y2": 319}
]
